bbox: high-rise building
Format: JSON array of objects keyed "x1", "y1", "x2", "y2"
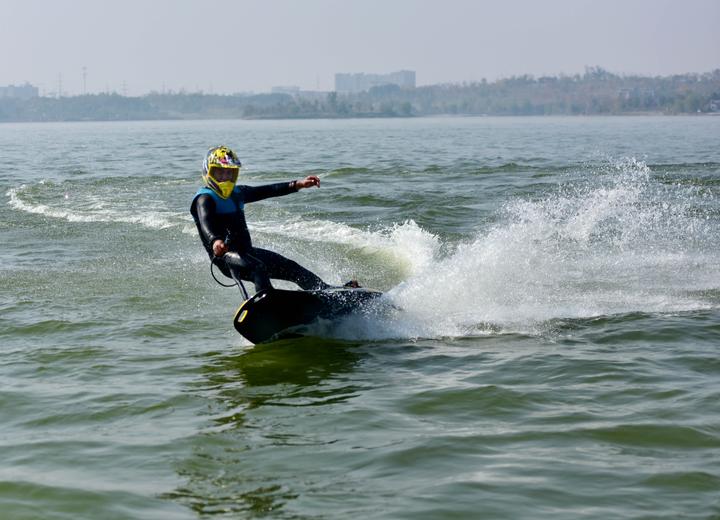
[
  {"x1": 335, "y1": 71, "x2": 416, "y2": 93},
  {"x1": 0, "y1": 83, "x2": 39, "y2": 99}
]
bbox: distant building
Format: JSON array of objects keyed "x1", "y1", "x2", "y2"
[
  {"x1": 271, "y1": 85, "x2": 301, "y2": 96},
  {"x1": 0, "y1": 83, "x2": 39, "y2": 99},
  {"x1": 334, "y1": 70, "x2": 416, "y2": 93}
]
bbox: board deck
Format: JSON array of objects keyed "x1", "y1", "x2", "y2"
[{"x1": 233, "y1": 287, "x2": 383, "y2": 344}]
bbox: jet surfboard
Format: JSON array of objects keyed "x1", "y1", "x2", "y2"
[{"x1": 233, "y1": 287, "x2": 383, "y2": 344}]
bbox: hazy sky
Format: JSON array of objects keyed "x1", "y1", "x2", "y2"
[{"x1": 2, "y1": 0, "x2": 718, "y2": 96}]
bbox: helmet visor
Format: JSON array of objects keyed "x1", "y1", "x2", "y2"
[{"x1": 209, "y1": 166, "x2": 239, "y2": 184}]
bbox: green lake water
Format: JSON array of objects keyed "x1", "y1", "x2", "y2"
[{"x1": 1, "y1": 116, "x2": 719, "y2": 519}]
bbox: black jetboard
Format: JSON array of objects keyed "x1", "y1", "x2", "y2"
[{"x1": 233, "y1": 287, "x2": 383, "y2": 344}]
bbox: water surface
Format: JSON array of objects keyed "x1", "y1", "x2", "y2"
[{"x1": 1, "y1": 116, "x2": 719, "y2": 519}]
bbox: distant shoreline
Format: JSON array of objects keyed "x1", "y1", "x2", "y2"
[
  {"x1": 3, "y1": 112, "x2": 720, "y2": 125},
  {"x1": 8, "y1": 111, "x2": 720, "y2": 125},
  {"x1": 0, "y1": 112, "x2": 720, "y2": 125},
  {"x1": 2, "y1": 68, "x2": 718, "y2": 123}
]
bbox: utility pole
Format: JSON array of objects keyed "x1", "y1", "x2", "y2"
[
  {"x1": 82, "y1": 66, "x2": 87, "y2": 95},
  {"x1": 57, "y1": 73, "x2": 63, "y2": 98}
]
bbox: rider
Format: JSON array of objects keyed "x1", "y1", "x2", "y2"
[{"x1": 191, "y1": 145, "x2": 333, "y2": 294}]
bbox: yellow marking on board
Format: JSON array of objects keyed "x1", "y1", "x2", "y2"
[{"x1": 237, "y1": 310, "x2": 248, "y2": 323}]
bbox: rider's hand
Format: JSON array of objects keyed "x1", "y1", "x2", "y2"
[
  {"x1": 212, "y1": 240, "x2": 228, "y2": 257},
  {"x1": 295, "y1": 176, "x2": 320, "y2": 189}
]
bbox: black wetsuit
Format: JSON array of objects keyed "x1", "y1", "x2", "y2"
[{"x1": 190, "y1": 182, "x2": 328, "y2": 293}]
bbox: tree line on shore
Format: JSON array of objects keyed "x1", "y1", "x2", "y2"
[{"x1": 1, "y1": 68, "x2": 718, "y2": 122}]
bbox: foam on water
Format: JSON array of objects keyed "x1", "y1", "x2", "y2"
[
  {"x1": 6, "y1": 177, "x2": 439, "y2": 277},
  {"x1": 342, "y1": 159, "x2": 720, "y2": 339},
  {"x1": 7, "y1": 183, "x2": 185, "y2": 230},
  {"x1": 254, "y1": 218, "x2": 440, "y2": 280}
]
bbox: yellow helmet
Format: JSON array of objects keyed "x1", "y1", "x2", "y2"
[{"x1": 202, "y1": 146, "x2": 242, "y2": 199}]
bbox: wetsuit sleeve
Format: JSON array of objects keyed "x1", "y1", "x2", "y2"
[
  {"x1": 194, "y1": 194, "x2": 225, "y2": 246},
  {"x1": 241, "y1": 182, "x2": 297, "y2": 204}
]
